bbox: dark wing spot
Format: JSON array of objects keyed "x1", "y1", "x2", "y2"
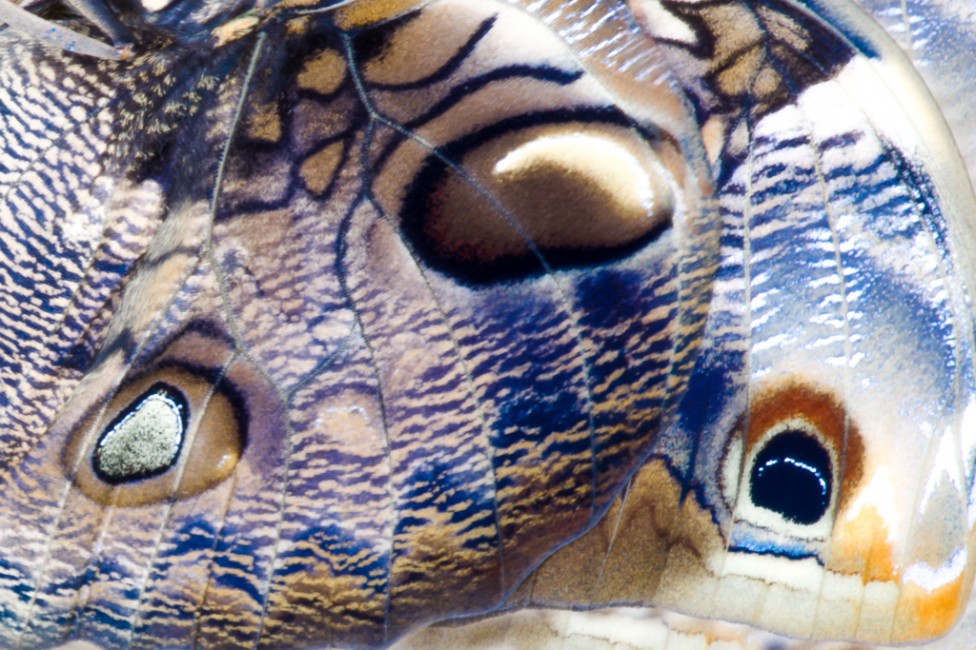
[{"x1": 750, "y1": 429, "x2": 832, "y2": 525}]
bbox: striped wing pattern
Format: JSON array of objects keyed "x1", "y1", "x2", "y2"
[{"x1": 0, "y1": 0, "x2": 974, "y2": 649}]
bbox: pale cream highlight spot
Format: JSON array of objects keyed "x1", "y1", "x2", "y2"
[
  {"x1": 140, "y1": 0, "x2": 173, "y2": 11},
  {"x1": 493, "y1": 133, "x2": 662, "y2": 221},
  {"x1": 212, "y1": 14, "x2": 262, "y2": 46}
]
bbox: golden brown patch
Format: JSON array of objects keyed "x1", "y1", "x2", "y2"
[
  {"x1": 275, "y1": 0, "x2": 320, "y2": 9},
  {"x1": 300, "y1": 142, "x2": 345, "y2": 195},
  {"x1": 297, "y1": 49, "x2": 348, "y2": 96},
  {"x1": 523, "y1": 459, "x2": 720, "y2": 608},
  {"x1": 334, "y1": 0, "x2": 426, "y2": 29},
  {"x1": 895, "y1": 573, "x2": 968, "y2": 640},
  {"x1": 358, "y1": 1, "x2": 486, "y2": 87},
  {"x1": 246, "y1": 103, "x2": 283, "y2": 142},
  {"x1": 828, "y1": 505, "x2": 896, "y2": 582}
]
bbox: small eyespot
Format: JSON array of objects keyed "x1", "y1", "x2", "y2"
[
  {"x1": 64, "y1": 364, "x2": 246, "y2": 507},
  {"x1": 749, "y1": 429, "x2": 832, "y2": 525},
  {"x1": 720, "y1": 380, "x2": 865, "y2": 538},
  {"x1": 92, "y1": 383, "x2": 187, "y2": 484}
]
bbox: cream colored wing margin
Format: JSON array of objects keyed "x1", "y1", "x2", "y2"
[{"x1": 391, "y1": 603, "x2": 976, "y2": 650}]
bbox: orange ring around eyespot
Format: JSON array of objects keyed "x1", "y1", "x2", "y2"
[{"x1": 744, "y1": 379, "x2": 865, "y2": 516}]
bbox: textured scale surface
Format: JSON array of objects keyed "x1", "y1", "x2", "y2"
[{"x1": 1, "y1": 0, "x2": 976, "y2": 649}]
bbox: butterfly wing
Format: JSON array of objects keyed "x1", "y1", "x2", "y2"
[
  {"x1": 394, "y1": 3, "x2": 976, "y2": 646},
  {"x1": 512, "y1": 0, "x2": 976, "y2": 644},
  {"x1": 0, "y1": 0, "x2": 720, "y2": 648},
  {"x1": 2, "y1": 0, "x2": 976, "y2": 648}
]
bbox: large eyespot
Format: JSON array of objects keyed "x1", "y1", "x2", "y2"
[
  {"x1": 65, "y1": 365, "x2": 246, "y2": 507},
  {"x1": 399, "y1": 119, "x2": 679, "y2": 284},
  {"x1": 749, "y1": 429, "x2": 832, "y2": 525}
]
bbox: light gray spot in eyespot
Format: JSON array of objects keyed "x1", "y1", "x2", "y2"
[{"x1": 93, "y1": 383, "x2": 187, "y2": 484}]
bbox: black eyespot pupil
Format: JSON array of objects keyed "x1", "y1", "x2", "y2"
[{"x1": 749, "y1": 430, "x2": 832, "y2": 525}]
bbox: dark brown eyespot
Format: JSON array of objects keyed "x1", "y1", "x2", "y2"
[{"x1": 400, "y1": 119, "x2": 677, "y2": 284}]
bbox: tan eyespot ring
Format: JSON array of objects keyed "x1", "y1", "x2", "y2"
[{"x1": 64, "y1": 366, "x2": 245, "y2": 507}]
